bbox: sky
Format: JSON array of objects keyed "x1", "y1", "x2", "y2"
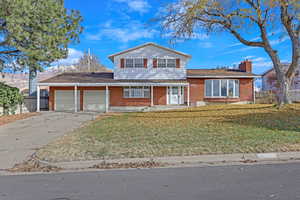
[{"x1": 60, "y1": 0, "x2": 292, "y2": 77}]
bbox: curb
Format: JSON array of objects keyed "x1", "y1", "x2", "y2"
[{"x1": 45, "y1": 152, "x2": 300, "y2": 170}]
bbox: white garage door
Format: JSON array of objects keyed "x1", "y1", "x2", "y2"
[
  {"x1": 83, "y1": 90, "x2": 106, "y2": 112},
  {"x1": 55, "y1": 90, "x2": 80, "y2": 111}
]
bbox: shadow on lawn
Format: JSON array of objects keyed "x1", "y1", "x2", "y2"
[
  {"x1": 222, "y1": 111, "x2": 300, "y2": 132},
  {"x1": 129, "y1": 107, "x2": 300, "y2": 132},
  {"x1": 152, "y1": 105, "x2": 275, "y2": 113}
]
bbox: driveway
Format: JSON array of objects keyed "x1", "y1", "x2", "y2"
[{"x1": 0, "y1": 112, "x2": 98, "y2": 170}]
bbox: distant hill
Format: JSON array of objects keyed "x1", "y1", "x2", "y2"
[
  {"x1": 0, "y1": 71, "x2": 58, "y2": 91},
  {"x1": 0, "y1": 64, "x2": 112, "y2": 91}
]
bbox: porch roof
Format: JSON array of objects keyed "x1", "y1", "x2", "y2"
[
  {"x1": 39, "y1": 72, "x2": 188, "y2": 86},
  {"x1": 187, "y1": 69, "x2": 260, "y2": 78}
]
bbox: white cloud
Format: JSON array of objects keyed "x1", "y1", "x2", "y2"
[
  {"x1": 199, "y1": 42, "x2": 213, "y2": 48},
  {"x1": 57, "y1": 48, "x2": 83, "y2": 65},
  {"x1": 222, "y1": 46, "x2": 258, "y2": 55},
  {"x1": 113, "y1": 0, "x2": 151, "y2": 14},
  {"x1": 270, "y1": 35, "x2": 289, "y2": 45},
  {"x1": 86, "y1": 20, "x2": 158, "y2": 43}
]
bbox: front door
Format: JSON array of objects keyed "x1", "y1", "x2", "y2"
[{"x1": 168, "y1": 86, "x2": 183, "y2": 105}]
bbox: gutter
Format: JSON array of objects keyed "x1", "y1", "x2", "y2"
[
  {"x1": 38, "y1": 82, "x2": 189, "y2": 87},
  {"x1": 187, "y1": 75, "x2": 261, "y2": 78}
]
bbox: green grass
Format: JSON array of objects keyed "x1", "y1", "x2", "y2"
[{"x1": 37, "y1": 104, "x2": 300, "y2": 162}]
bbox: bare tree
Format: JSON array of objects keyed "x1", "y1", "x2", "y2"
[
  {"x1": 73, "y1": 51, "x2": 111, "y2": 72},
  {"x1": 159, "y1": 0, "x2": 300, "y2": 105}
]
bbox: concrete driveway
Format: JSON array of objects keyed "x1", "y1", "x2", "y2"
[{"x1": 0, "y1": 112, "x2": 98, "y2": 170}]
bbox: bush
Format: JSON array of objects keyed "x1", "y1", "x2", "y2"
[{"x1": 0, "y1": 82, "x2": 23, "y2": 115}]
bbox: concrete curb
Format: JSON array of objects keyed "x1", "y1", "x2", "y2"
[{"x1": 45, "y1": 152, "x2": 300, "y2": 170}]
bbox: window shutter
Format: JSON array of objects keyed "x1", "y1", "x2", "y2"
[
  {"x1": 176, "y1": 58, "x2": 180, "y2": 68},
  {"x1": 153, "y1": 58, "x2": 157, "y2": 68},
  {"x1": 143, "y1": 58, "x2": 147, "y2": 68},
  {"x1": 120, "y1": 58, "x2": 125, "y2": 68}
]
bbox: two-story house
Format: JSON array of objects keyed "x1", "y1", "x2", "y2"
[
  {"x1": 262, "y1": 63, "x2": 300, "y2": 91},
  {"x1": 38, "y1": 42, "x2": 258, "y2": 112}
]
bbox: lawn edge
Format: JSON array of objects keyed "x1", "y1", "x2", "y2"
[{"x1": 37, "y1": 151, "x2": 300, "y2": 170}]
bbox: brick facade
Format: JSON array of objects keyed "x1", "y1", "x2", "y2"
[
  {"x1": 187, "y1": 78, "x2": 254, "y2": 105},
  {"x1": 49, "y1": 86, "x2": 170, "y2": 111},
  {"x1": 49, "y1": 78, "x2": 253, "y2": 111}
]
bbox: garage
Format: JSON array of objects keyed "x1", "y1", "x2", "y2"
[
  {"x1": 55, "y1": 90, "x2": 80, "y2": 111},
  {"x1": 83, "y1": 90, "x2": 106, "y2": 112}
]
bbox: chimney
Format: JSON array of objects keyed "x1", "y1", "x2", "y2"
[{"x1": 239, "y1": 60, "x2": 252, "y2": 73}]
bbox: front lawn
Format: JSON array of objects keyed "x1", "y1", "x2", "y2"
[{"x1": 37, "y1": 104, "x2": 300, "y2": 162}]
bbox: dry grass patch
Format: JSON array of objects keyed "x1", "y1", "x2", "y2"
[
  {"x1": 0, "y1": 112, "x2": 38, "y2": 126},
  {"x1": 37, "y1": 104, "x2": 300, "y2": 162}
]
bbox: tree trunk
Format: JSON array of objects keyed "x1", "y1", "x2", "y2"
[{"x1": 278, "y1": 75, "x2": 292, "y2": 105}]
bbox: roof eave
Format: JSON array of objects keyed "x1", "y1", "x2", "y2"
[
  {"x1": 108, "y1": 42, "x2": 191, "y2": 62},
  {"x1": 187, "y1": 75, "x2": 261, "y2": 78}
]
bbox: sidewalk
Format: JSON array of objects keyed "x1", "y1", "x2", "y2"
[{"x1": 40, "y1": 151, "x2": 300, "y2": 170}]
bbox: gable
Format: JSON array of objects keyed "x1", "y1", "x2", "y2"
[{"x1": 108, "y1": 43, "x2": 191, "y2": 62}]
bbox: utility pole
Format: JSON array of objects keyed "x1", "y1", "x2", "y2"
[{"x1": 88, "y1": 48, "x2": 91, "y2": 72}]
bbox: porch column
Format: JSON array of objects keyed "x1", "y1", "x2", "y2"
[
  {"x1": 187, "y1": 84, "x2": 190, "y2": 106},
  {"x1": 36, "y1": 85, "x2": 40, "y2": 112},
  {"x1": 151, "y1": 85, "x2": 154, "y2": 107},
  {"x1": 105, "y1": 85, "x2": 109, "y2": 113},
  {"x1": 74, "y1": 85, "x2": 78, "y2": 112}
]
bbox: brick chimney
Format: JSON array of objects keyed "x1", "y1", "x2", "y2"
[{"x1": 239, "y1": 60, "x2": 252, "y2": 73}]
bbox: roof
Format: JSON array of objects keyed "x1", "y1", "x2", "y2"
[
  {"x1": 187, "y1": 69, "x2": 259, "y2": 78},
  {"x1": 261, "y1": 63, "x2": 292, "y2": 76},
  {"x1": 108, "y1": 42, "x2": 191, "y2": 62},
  {"x1": 40, "y1": 72, "x2": 188, "y2": 84}
]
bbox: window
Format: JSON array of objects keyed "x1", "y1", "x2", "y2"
[
  {"x1": 205, "y1": 79, "x2": 240, "y2": 98},
  {"x1": 157, "y1": 58, "x2": 176, "y2": 68},
  {"x1": 134, "y1": 58, "x2": 144, "y2": 68},
  {"x1": 123, "y1": 86, "x2": 150, "y2": 98},
  {"x1": 167, "y1": 59, "x2": 176, "y2": 68},
  {"x1": 125, "y1": 59, "x2": 134, "y2": 68},
  {"x1": 124, "y1": 58, "x2": 145, "y2": 68}
]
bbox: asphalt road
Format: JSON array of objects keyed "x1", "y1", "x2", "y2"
[{"x1": 1, "y1": 162, "x2": 300, "y2": 200}]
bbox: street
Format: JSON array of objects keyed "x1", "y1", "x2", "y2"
[{"x1": 1, "y1": 162, "x2": 300, "y2": 200}]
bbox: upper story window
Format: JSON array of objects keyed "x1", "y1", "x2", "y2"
[
  {"x1": 157, "y1": 59, "x2": 176, "y2": 68},
  {"x1": 123, "y1": 58, "x2": 145, "y2": 68},
  {"x1": 205, "y1": 79, "x2": 240, "y2": 98}
]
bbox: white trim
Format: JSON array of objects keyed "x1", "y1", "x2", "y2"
[
  {"x1": 166, "y1": 87, "x2": 168, "y2": 105},
  {"x1": 105, "y1": 85, "x2": 109, "y2": 113},
  {"x1": 123, "y1": 86, "x2": 150, "y2": 98},
  {"x1": 187, "y1": 84, "x2": 190, "y2": 106},
  {"x1": 36, "y1": 85, "x2": 40, "y2": 112},
  {"x1": 38, "y1": 82, "x2": 189, "y2": 87},
  {"x1": 108, "y1": 42, "x2": 191, "y2": 61},
  {"x1": 74, "y1": 85, "x2": 78, "y2": 112},
  {"x1": 151, "y1": 85, "x2": 154, "y2": 106},
  {"x1": 187, "y1": 75, "x2": 261, "y2": 78},
  {"x1": 204, "y1": 79, "x2": 240, "y2": 98},
  {"x1": 124, "y1": 58, "x2": 145, "y2": 68}
]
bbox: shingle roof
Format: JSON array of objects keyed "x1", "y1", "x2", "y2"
[
  {"x1": 187, "y1": 69, "x2": 259, "y2": 77},
  {"x1": 40, "y1": 72, "x2": 188, "y2": 84}
]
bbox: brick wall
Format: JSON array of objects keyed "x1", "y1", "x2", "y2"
[
  {"x1": 187, "y1": 78, "x2": 254, "y2": 104},
  {"x1": 49, "y1": 86, "x2": 168, "y2": 110}
]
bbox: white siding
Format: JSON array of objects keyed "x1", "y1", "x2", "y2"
[{"x1": 113, "y1": 45, "x2": 189, "y2": 80}]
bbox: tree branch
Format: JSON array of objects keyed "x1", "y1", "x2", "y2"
[{"x1": 0, "y1": 50, "x2": 19, "y2": 55}]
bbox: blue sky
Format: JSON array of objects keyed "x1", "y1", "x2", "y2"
[{"x1": 61, "y1": 0, "x2": 292, "y2": 76}]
